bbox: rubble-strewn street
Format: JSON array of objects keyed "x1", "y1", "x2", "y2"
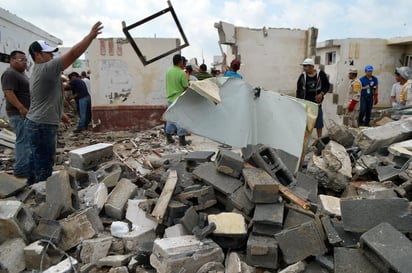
[{"x1": 1, "y1": 115, "x2": 412, "y2": 273}]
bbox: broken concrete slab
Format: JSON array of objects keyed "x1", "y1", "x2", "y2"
[
  {"x1": 208, "y1": 212, "x2": 248, "y2": 249},
  {"x1": 227, "y1": 186, "x2": 255, "y2": 216},
  {"x1": 355, "y1": 117, "x2": 412, "y2": 154},
  {"x1": 360, "y1": 222, "x2": 412, "y2": 273},
  {"x1": 93, "y1": 161, "x2": 123, "y2": 188},
  {"x1": 318, "y1": 194, "x2": 341, "y2": 217},
  {"x1": 306, "y1": 140, "x2": 352, "y2": 192},
  {"x1": 355, "y1": 181, "x2": 397, "y2": 199},
  {"x1": 340, "y1": 198, "x2": 412, "y2": 232},
  {"x1": 334, "y1": 247, "x2": 378, "y2": 273},
  {"x1": 43, "y1": 257, "x2": 79, "y2": 273},
  {"x1": 184, "y1": 150, "x2": 215, "y2": 172},
  {"x1": 0, "y1": 172, "x2": 26, "y2": 198},
  {"x1": 376, "y1": 164, "x2": 402, "y2": 182},
  {"x1": 192, "y1": 162, "x2": 243, "y2": 204},
  {"x1": 82, "y1": 182, "x2": 108, "y2": 212},
  {"x1": 125, "y1": 199, "x2": 157, "y2": 231},
  {"x1": 97, "y1": 254, "x2": 132, "y2": 268},
  {"x1": 58, "y1": 207, "x2": 103, "y2": 251},
  {"x1": 24, "y1": 240, "x2": 63, "y2": 270},
  {"x1": 32, "y1": 219, "x2": 62, "y2": 244},
  {"x1": 150, "y1": 235, "x2": 224, "y2": 273},
  {"x1": 320, "y1": 216, "x2": 342, "y2": 246},
  {"x1": 175, "y1": 185, "x2": 217, "y2": 210},
  {"x1": 252, "y1": 203, "x2": 284, "y2": 236},
  {"x1": 275, "y1": 220, "x2": 327, "y2": 265}
]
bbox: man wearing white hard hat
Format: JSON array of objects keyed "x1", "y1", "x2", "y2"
[
  {"x1": 397, "y1": 66, "x2": 412, "y2": 105},
  {"x1": 296, "y1": 58, "x2": 330, "y2": 138}
]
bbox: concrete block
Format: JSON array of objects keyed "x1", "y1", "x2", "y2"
[
  {"x1": 164, "y1": 223, "x2": 189, "y2": 238},
  {"x1": 246, "y1": 234, "x2": 278, "y2": 269},
  {"x1": 36, "y1": 201, "x2": 63, "y2": 220},
  {"x1": 32, "y1": 219, "x2": 62, "y2": 244},
  {"x1": 58, "y1": 207, "x2": 103, "y2": 251},
  {"x1": 243, "y1": 167, "x2": 280, "y2": 203},
  {"x1": 376, "y1": 165, "x2": 402, "y2": 182},
  {"x1": 334, "y1": 247, "x2": 378, "y2": 273},
  {"x1": 69, "y1": 143, "x2": 113, "y2": 170},
  {"x1": 276, "y1": 149, "x2": 300, "y2": 175},
  {"x1": 104, "y1": 178, "x2": 137, "y2": 220},
  {"x1": 164, "y1": 161, "x2": 194, "y2": 189},
  {"x1": 135, "y1": 241, "x2": 153, "y2": 268},
  {"x1": 0, "y1": 200, "x2": 36, "y2": 244},
  {"x1": 108, "y1": 266, "x2": 128, "y2": 273},
  {"x1": 327, "y1": 120, "x2": 355, "y2": 148},
  {"x1": 82, "y1": 182, "x2": 108, "y2": 212},
  {"x1": 192, "y1": 162, "x2": 243, "y2": 204},
  {"x1": 94, "y1": 161, "x2": 123, "y2": 188},
  {"x1": 43, "y1": 257, "x2": 79, "y2": 273},
  {"x1": 318, "y1": 194, "x2": 341, "y2": 217},
  {"x1": 275, "y1": 220, "x2": 327, "y2": 264},
  {"x1": 179, "y1": 206, "x2": 199, "y2": 234},
  {"x1": 228, "y1": 186, "x2": 255, "y2": 216},
  {"x1": 252, "y1": 203, "x2": 284, "y2": 236},
  {"x1": 320, "y1": 216, "x2": 342, "y2": 246},
  {"x1": 184, "y1": 150, "x2": 215, "y2": 172},
  {"x1": 356, "y1": 117, "x2": 412, "y2": 154},
  {"x1": 163, "y1": 200, "x2": 189, "y2": 227},
  {"x1": 24, "y1": 240, "x2": 63, "y2": 270},
  {"x1": 208, "y1": 212, "x2": 247, "y2": 249},
  {"x1": 295, "y1": 172, "x2": 318, "y2": 202},
  {"x1": 150, "y1": 235, "x2": 224, "y2": 273},
  {"x1": 65, "y1": 166, "x2": 90, "y2": 188},
  {"x1": 175, "y1": 185, "x2": 217, "y2": 210},
  {"x1": 331, "y1": 219, "x2": 360, "y2": 248},
  {"x1": 0, "y1": 238, "x2": 26, "y2": 273},
  {"x1": 46, "y1": 170, "x2": 80, "y2": 218},
  {"x1": 360, "y1": 222, "x2": 412, "y2": 273},
  {"x1": 125, "y1": 199, "x2": 157, "y2": 231},
  {"x1": 215, "y1": 149, "x2": 244, "y2": 178},
  {"x1": 341, "y1": 198, "x2": 412, "y2": 232},
  {"x1": 242, "y1": 144, "x2": 295, "y2": 186},
  {"x1": 0, "y1": 172, "x2": 26, "y2": 198},
  {"x1": 80, "y1": 236, "x2": 112, "y2": 264},
  {"x1": 278, "y1": 261, "x2": 306, "y2": 273},
  {"x1": 123, "y1": 227, "x2": 156, "y2": 252},
  {"x1": 97, "y1": 254, "x2": 132, "y2": 267}
]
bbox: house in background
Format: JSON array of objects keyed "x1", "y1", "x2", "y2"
[{"x1": 317, "y1": 37, "x2": 412, "y2": 111}]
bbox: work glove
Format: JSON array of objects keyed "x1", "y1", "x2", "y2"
[
  {"x1": 373, "y1": 93, "x2": 378, "y2": 105},
  {"x1": 347, "y1": 99, "x2": 358, "y2": 112}
]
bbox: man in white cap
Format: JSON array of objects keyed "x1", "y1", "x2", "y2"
[
  {"x1": 296, "y1": 58, "x2": 330, "y2": 138},
  {"x1": 346, "y1": 68, "x2": 362, "y2": 127},
  {"x1": 25, "y1": 21, "x2": 103, "y2": 184},
  {"x1": 397, "y1": 66, "x2": 412, "y2": 105}
]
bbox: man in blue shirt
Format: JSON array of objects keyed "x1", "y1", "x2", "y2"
[{"x1": 358, "y1": 65, "x2": 378, "y2": 126}]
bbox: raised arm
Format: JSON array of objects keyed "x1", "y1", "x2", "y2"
[{"x1": 62, "y1": 22, "x2": 103, "y2": 69}]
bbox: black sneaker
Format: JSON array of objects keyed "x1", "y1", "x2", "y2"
[{"x1": 73, "y1": 128, "x2": 82, "y2": 133}]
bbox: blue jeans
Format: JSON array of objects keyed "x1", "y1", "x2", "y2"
[
  {"x1": 359, "y1": 96, "x2": 373, "y2": 126},
  {"x1": 165, "y1": 101, "x2": 186, "y2": 136},
  {"x1": 25, "y1": 119, "x2": 58, "y2": 184},
  {"x1": 314, "y1": 104, "x2": 324, "y2": 129},
  {"x1": 8, "y1": 115, "x2": 31, "y2": 177},
  {"x1": 77, "y1": 96, "x2": 91, "y2": 130}
]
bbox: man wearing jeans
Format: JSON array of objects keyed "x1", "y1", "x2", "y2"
[
  {"x1": 359, "y1": 65, "x2": 378, "y2": 126},
  {"x1": 65, "y1": 72, "x2": 91, "y2": 133},
  {"x1": 26, "y1": 22, "x2": 103, "y2": 184},
  {"x1": 1, "y1": 50, "x2": 31, "y2": 178}
]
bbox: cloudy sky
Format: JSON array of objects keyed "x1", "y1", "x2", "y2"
[{"x1": 1, "y1": 0, "x2": 411, "y2": 65}]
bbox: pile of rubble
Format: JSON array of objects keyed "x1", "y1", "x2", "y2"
[{"x1": 1, "y1": 117, "x2": 412, "y2": 273}]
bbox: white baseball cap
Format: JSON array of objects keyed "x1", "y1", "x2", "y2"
[
  {"x1": 301, "y1": 58, "x2": 314, "y2": 66},
  {"x1": 29, "y1": 40, "x2": 58, "y2": 55}
]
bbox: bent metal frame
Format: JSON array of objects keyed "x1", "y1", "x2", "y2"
[{"x1": 122, "y1": 1, "x2": 189, "y2": 66}]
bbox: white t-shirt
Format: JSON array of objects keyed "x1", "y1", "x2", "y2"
[
  {"x1": 390, "y1": 82, "x2": 402, "y2": 105},
  {"x1": 82, "y1": 77, "x2": 91, "y2": 95}
]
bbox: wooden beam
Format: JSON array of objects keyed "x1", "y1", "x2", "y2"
[{"x1": 151, "y1": 170, "x2": 178, "y2": 222}]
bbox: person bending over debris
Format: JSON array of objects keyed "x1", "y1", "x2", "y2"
[{"x1": 25, "y1": 21, "x2": 103, "y2": 184}]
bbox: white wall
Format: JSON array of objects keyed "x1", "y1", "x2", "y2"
[{"x1": 87, "y1": 38, "x2": 180, "y2": 106}]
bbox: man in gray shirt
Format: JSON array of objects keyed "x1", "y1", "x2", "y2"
[{"x1": 25, "y1": 22, "x2": 103, "y2": 184}]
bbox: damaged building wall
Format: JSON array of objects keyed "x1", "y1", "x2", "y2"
[
  {"x1": 216, "y1": 22, "x2": 317, "y2": 95},
  {"x1": 317, "y1": 38, "x2": 410, "y2": 109},
  {"x1": 0, "y1": 8, "x2": 62, "y2": 117},
  {"x1": 86, "y1": 38, "x2": 180, "y2": 132}
]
